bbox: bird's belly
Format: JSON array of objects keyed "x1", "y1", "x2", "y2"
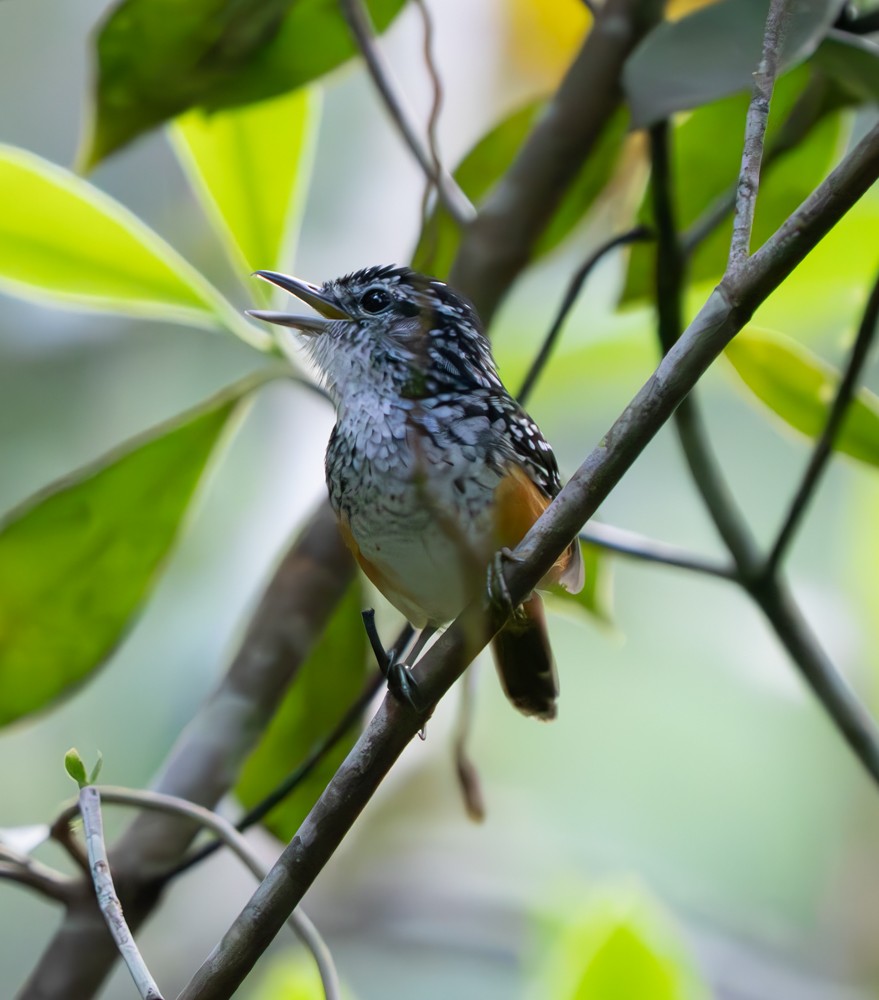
[{"x1": 341, "y1": 470, "x2": 499, "y2": 628}]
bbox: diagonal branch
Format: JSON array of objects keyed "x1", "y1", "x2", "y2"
[
  {"x1": 339, "y1": 0, "x2": 474, "y2": 225},
  {"x1": 449, "y1": 0, "x2": 663, "y2": 322},
  {"x1": 178, "y1": 119, "x2": 879, "y2": 1000}
]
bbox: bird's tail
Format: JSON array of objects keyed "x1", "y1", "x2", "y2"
[{"x1": 490, "y1": 593, "x2": 558, "y2": 720}]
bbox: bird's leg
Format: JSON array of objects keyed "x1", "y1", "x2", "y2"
[
  {"x1": 360, "y1": 610, "x2": 423, "y2": 713},
  {"x1": 403, "y1": 625, "x2": 437, "y2": 666},
  {"x1": 486, "y1": 548, "x2": 530, "y2": 625}
]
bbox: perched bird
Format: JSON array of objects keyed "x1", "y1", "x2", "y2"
[{"x1": 249, "y1": 266, "x2": 583, "y2": 720}]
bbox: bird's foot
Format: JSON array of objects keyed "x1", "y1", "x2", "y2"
[
  {"x1": 486, "y1": 548, "x2": 529, "y2": 625},
  {"x1": 361, "y1": 609, "x2": 424, "y2": 715}
]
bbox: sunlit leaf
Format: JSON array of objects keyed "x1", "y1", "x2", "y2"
[
  {"x1": 535, "y1": 882, "x2": 709, "y2": 1000},
  {"x1": 549, "y1": 541, "x2": 614, "y2": 626},
  {"x1": 172, "y1": 88, "x2": 320, "y2": 281},
  {"x1": 621, "y1": 67, "x2": 844, "y2": 303},
  {"x1": 725, "y1": 326, "x2": 879, "y2": 468},
  {"x1": 0, "y1": 145, "x2": 264, "y2": 342},
  {"x1": 812, "y1": 30, "x2": 879, "y2": 105},
  {"x1": 0, "y1": 372, "x2": 275, "y2": 728},
  {"x1": 236, "y1": 582, "x2": 367, "y2": 842},
  {"x1": 625, "y1": 0, "x2": 844, "y2": 127},
  {"x1": 83, "y1": 0, "x2": 406, "y2": 168},
  {"x1": 413, "y1": 104, "x2": 627, "y2": 279},
  {"x1": 250, "y1": 954, "x2": 356, "y2": 1000}
]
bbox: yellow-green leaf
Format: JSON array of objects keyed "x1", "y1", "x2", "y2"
[
  {"x1": 0, "y1": 373, "x2": 273, "y2": 727},
  {"x1": 172, "y1": 87, "x2": 320, "y2": 279},
  {"x1": 236, "y1": 582, "x2": 368, "y2": 842},
  {"x1": 0, "y1": 145, "x2": 268, "y2": 346},
  {"x1": 725, "y1": 326, "x2": 879, "y2": 468},
  {"x1": 535, "y1": 883, "x2": 709, "y2": 1000}
]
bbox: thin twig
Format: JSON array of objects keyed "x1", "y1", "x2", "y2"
[
  {"x1": 79, "y1": 786, "x2": 164, "y2": 1000},
  {"x1": 579, "y1": 524, "x2": 736, "y2": 580},
  {"x1": 728, "y1": 0, "x2": 793, "y2": 269},
  {"x1": 452, "y1": 666, "x2": 485, "y2": 822},
  {"x1": 177, "y1": 121, "x2": 879, "y2": 1000},
  {"x1": 516, "y1": 226, "x2": 653, "y2": 405},
  {"x1": 339, "y1": 0, "x2": 474, "y2": 226},
  {"x1": 60, "y1": 787, "x2": 340, "y2": 1000},
  {"x1": 414, "y1": 0, "x2": 445, "y2": 230},
  {"x1": 766, "y1": 264, "x2": 879, "y2": 575}
]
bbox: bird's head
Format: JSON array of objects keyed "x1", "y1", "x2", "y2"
[{"x1": 248, "y1": 265, "x2": 503, "y2": 401}]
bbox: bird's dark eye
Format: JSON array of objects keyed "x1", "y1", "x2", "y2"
[{"x1": 360, "y1": 287, "x2": 392, "y2": 314}]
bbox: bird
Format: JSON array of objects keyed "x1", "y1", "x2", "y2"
[{"x1": 248, "y1": 265, "x2": 583, "y2": 720}]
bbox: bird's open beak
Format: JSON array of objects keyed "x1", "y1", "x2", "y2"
[{"x1": 247, "y1": 270, "x2": 351, "y2": 334}]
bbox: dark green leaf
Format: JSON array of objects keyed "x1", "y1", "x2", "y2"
[
  {"x1": 0, "y1": 373, "x2": 273, "y2": 728},
  {"x1": 725, "y1": 326, "x2": 879, "y2": 467},
  {"x1": 621, "y1": 67, "x2": 843, "y2": 303},
  {"x1": 236, "y1": 583, "x2": 368, "y2": 843},
  {"x1": 536, "y1": 884, "x2": 709, "y2": 1000},
  {"x1": 413, "y1": 104, "x2": 627, "y2": 279},
  {"x1": 625, "y1": 0, "x2": 844, "y2": 127},
  {"x1": 812, "y1": 30, "x2": 879, "y2": 105},
  {"x1": 82, "y1": 0, "x2": 406, "y2": 168}
]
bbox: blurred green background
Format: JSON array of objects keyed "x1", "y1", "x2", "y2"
[{"x1": 2, "y1": 1, "x2": 879, "y2": 998}]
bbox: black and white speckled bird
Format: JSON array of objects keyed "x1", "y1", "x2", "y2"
[{"x1": 249, "y1": 265, "x2": 583, "y2": 720}]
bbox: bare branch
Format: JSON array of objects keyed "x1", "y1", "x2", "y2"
[
  {"x1": 178, "y1": 120, "x2": 879, "y2": 1000},
  {"x1": 79, "y1": 786, "x2": 164, "y2": 1000},
  {"x1": 728, "y1": 0, "x2": 793, "y2": 269},
  {"x1": 579, "y1": 524, "x2": 736, "y2": 581},
  {"x1": 517, "y1": 226, "x2": 652, "y2": 405},
  {"x1": 0, "y1": 859, "x2": 75, "y2": 905},
  {"x1": 766, "y1": 263, "x2": 879, "y2": 575},
  {"x1": 339, "y1": 0, "x2": 474, "y2": 226},
  {"x1": 449, "y1": 0, "x2": 663, "y2": 322},
  {"x1": 452, "y1": 667, "x2": 485, "y2": 822}
]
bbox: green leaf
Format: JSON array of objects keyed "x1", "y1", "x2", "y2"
[
  {"x1": 624, "y1": 0, "x2": 843, "y2": 127},
  {"x1": 549, "y1": 541, "x2": 614, "y2": 627},
  {"x1": 621, "y1": 67, "x2": 844, "y2": 303},
  {"x1": 250, "y1": 954, "x2": 356, "y2": 1000},
  {"x1": 83, "y1": 0, "x2": 406, "y2": 168},
  {"x1": 0, "y1": 145, "x2": 269, "y2": 347},
  {"x1": 536, "y1": 883, "x2": 709, "y2": 1000},
  {"x1": 812, "y1": 30, "x2": 879, "y2": 105},
  {"x1": 725, "y1": 326, "x2": 879, "y2": 468},
  {"x1": 236, "y1": 582, "x2": 367, "y2": 842},
  {"x1": 412, "y1": 104, "x2": 627, "y2": 279},
  {"x1": 172, "y1": 87, "x2": 320, "y2": 280},
  {"x1": 0, "y1": 372, "x2": 275, "y2": 728},
  {"x1": 64, "y1": 749, "x2": 88, "y2": 788}
]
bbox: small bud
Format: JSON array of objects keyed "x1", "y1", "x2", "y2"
[{"x1": 64, "y1": 748, "x2": 87, "y2": 788}]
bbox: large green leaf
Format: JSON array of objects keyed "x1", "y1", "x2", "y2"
[
  {"x1": 236, "y1": 582, "x2": 367, "y2": 842},
  {"x1": 172, "y1": 87, "x2": 320, "y2": 281},
  {"x1": 82, "y1": 0, "x2": 406, "y2": 168},
  {"x1": 536, "y1": 883, "x2": 709, "y2": 1000},
  {"x1": 0, "y1": 145, "x2": 267, "y2": 345},
  {"x1": 412, "y1": 104, "x2": 628, "y2": 279},
  {"x1": 812, "y1": 30, "x2": 879, "y2": 105},
  {"x1": 0, "y1": 372, "x2": 274, "y2": 728},
  {"x1": 621, "y1": 67, "x2": 844, "y2": 303},
  {"x1": 725, "y1": 326, "x2": 879, "y2": 468},
  {"x1": 624, "y1": 0, "x2": 844, "y2": 127}
]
